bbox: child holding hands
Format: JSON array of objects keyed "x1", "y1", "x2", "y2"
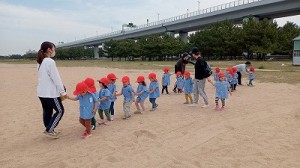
[
  {"x1": 117, "y1": 76, "x2": 135, "y2": 119},
  {"x1": 208, "y1": 73, "x2": 232, "y2": 111},
  {"x1": 134, "y1": 76, "x2": 149, "y2": 114},
  {"x1": 68, "y1": 82, "x2": 98, "y2": 139}
]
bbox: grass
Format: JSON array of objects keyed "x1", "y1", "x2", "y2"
[{"x1": 1, "y1": 59, "x2": 300, "y2": 84}]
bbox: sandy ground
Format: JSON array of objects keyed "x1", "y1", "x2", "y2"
[{"x1": 0, "y1": 63, "x2": 300, "y2": 168}]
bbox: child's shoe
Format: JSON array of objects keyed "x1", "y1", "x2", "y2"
[
  {"x1": 111, "y1": 115, "x2": 114, "y2": 121},
  {"x1": 214, "y1": 106, "x2": 219, "y2": 110},
  {"x1": 104, "y1": 121, "x2": 111, "y2": 125},
  {"x1": 219, "y1": 107, "x2": 225, "y2": 111},
  {"x1": 81, "y1": 131, "x2": 91, "y2": 139},
  {"x1": 134, "y1": 110, "x2": 142, "y2": 114},
  {"x1": 92, "y1": 125, "x2": 96, "y2": 130},
  {"x1": 183, "y1": 102, "x2": 189, "y2": 104},
  {"x1": 98, "y1": 120, "x2": 105, "y2": 125}
]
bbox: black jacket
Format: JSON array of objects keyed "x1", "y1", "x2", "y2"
[
  {"x1": 194, "y1": 57, "x2": 207, "y2": 80},
  {"x1": 175, "y1": 58, "x2": 194, "y2": 73}
]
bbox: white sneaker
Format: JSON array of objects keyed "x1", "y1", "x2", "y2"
[
  {"x1": 201, "y1": 104, "x2": 209, "y2": 108},
  {"x1": 188, "y1": 103, "x2": 197, "y2": 107}
]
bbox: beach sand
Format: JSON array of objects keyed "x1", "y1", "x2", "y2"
[{"x1": 0, "y1": 63, "x2": 300, "y2": 168}]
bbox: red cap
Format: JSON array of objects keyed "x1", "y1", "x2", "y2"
[
  {"x1": 232, "y1": 67, "x2": 237, "y2": 72},
  {"x1": 148, "y1": 72, "x2": 156, "y2": 79},
  {"x1": 215, "y1": 67, "x2": 220, "y2": 73},
  {"x1": 107, "y1": 73, "x2": 118, "y2": 80},
  {"x1": 163, "y1": 67, "x2": 170, "y2": 73},
  {"x1": 218, "y1": 72, "x2": 225, "y2": 78},
  {"x1": 136, "y1": 76, "x2": 145, "y2": 83},
  {"x1": 84, "y1": 77, "x2": 96, "y2": 93},
  {"x1": 176, "y1": 71, "x2": 182, "y2": 76},
  {"x1": 122, "y1": 76, "x2": 130, "y2": 83},
  {"x1": 250, "y1": 67, "x2": 255, "y2": 71},
  {"x1": 98, "y1": 77, "x2": 110, "y2": 86},
  {"x1": 226, "y1": 67, "x2": 232, "y2": 71},
  {"x1": 184, "y1": 71, "x2": 190, "y2": 77},
  {"x1": 73, "y1": 82, "x2": 91, "y2": 95}
]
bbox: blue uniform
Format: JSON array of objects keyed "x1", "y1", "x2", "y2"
[
  {"x1": 121, "y1": 85, "x2": 134, "y2": 101},
  {"x1": 162, "y1": 73, "x2": 171, "y2": 86},
  {"x1": 77, "y1": 92, "x2": 97, "y2": 119},
  {"x1": 98, "y1": 88, "x2": 111, "y2": 110},
  {"x1": 232, "y1": 72, "x2": 238, "y2": 84},
  {"x1": 107, "y1": 83, "x2": 117, "y2": 102},
  {"x1": 184, "y1": 78, "x2": 193, "y2": 94},
  {"x1": 136, "y1": 85, "x2": 149, "y2": 101},
  {"x1": 226, "y1": 73, "x2": 233, "y2": 84},
  {"x1": 149, "y1": 81, "x2": 160, "y2": 98},
  {"x1": 215, "y1": 81, "x2": 231, "y2": 99},
  {"x1": 176, "y1": 77, "x2": 184, "y2": 89},
  {"x1": 249, "y1": 72, "x2": 255, "y2": 80},
  {"x1": 214, "y1": 72, "x2": 219, "y2": 82}
]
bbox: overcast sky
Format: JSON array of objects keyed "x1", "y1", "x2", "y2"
[{"x1": 0, "y1": 0, "x2": 300, "y2": 56}]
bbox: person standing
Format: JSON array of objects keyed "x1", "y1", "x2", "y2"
[
  {"x1": 173, "y1": 53, "x2": 193, "y2": 92},
  {"x1": 37, "y1": 41, "x2": 67, "y2": 139},
  {"x1": 233, "y1": 61, "x2": 251, "y2": 85},
  {"x1": 189, "y1": 47, "x2": 209, "y2": 108}
]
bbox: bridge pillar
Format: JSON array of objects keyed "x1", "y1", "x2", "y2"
[
  {"x1": 94, "y1": 46, "x2": 99, "y2": 59},
  {"x1": 179, "y1": 32, "x2": 188, "y2": 43}
]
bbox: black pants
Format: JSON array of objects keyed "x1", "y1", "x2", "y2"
[
  {"x1": 237, "y1": 72, "x2": 242, "y2": 85},
  {"x1": 162, "y1": 85, "x2": 169, "y2": 94},
  {"x1": 39, "y1": 97, "x2": 64, "y2": 132}
]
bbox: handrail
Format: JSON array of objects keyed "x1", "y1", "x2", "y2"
[{"x1": 60, "y1": 0, "x2": 263, "y2": 46}]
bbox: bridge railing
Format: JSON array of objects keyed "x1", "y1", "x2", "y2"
[{"x1": 62, "y1": 0, "x2": 263, "y2": 46}]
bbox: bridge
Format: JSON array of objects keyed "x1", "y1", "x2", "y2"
[{"x1": 57, "y1": 0, "x2": 300, "y2": 58}]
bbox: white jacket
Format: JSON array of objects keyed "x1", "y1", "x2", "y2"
[{"x1": 37, "y1": 58, "x2": 66, "y2": 98}]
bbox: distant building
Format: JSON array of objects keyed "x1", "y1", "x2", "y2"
[{"x1": 293, "y1": 36, "x2": 300, "y2": 65}]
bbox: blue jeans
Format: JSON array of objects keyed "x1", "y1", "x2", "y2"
[{"x1": 149, "y1": 98, "x2": 157, "y2": 108}]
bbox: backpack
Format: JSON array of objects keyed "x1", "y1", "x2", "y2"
[{"x1": 204, "y1": 61, "x2": 212, "y2": 78}]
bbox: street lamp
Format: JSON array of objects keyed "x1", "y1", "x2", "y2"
[
  {"x1": 197, "y1": 1, "x2": 201, "y2": 12},
  {"x1": 157, "y1": 13, "x2": 160, "y2": 21},
  {"x1": 187, "y1": 9, "x2": 189, "y2": 17}
]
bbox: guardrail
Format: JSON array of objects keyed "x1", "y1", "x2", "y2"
[{"x1": 60, "y1": 0, "x2": 263, "y2": 47}]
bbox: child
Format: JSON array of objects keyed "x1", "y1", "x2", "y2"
[
  {"x1": 225, "y1": 67, "x2": 233, "y2": 90},
  {"x1": 134, "y1": 76, "x2": 149, "y2": 114},
  {"x1": 107, "y1": 73, "x2": 118, "y2": 120},
  {"x1": 231, "y1": 67, "x2": 238, "y2": 91},
  {"x1": 162, "y1": 67, "x2": 171, "y2": 94},
  {"x1": 175, "y1": 71, "x2": 184, "y2": 93},
  {"x1": 248, "y1": 67, "x2": 255, "y2": 86},
  {"x1": 117, "y1": 76, "x2": 135, "y2": 119},
  {"x1": 97, "y1": 77, "x2": 112, "y2": 125},
  {"x1": 84, "y1": 77, "x2": 97, "y2": 130},
  {"x1": 68, "y1": 82, "x2": 98, "y2": 139},
  {"x1": 148, "y1": 73, "x2": 160, "y2": 111},
  {"x1": 214, "y1": 67, "x2": 220, "y2": 81},
  {"x1": 208, "y1": 73, "x2": 232, "y2": 111},
  {"x1": 183, "y1": 71, "x2": 193, "y2": 104}
]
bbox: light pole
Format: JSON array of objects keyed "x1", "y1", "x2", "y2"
[
  {"x1": 197, "y1": 1, "x2": 200, "y2": 12},
  {"x1": 157, "y1": 13, "x2": 160, "y2": 21},
  {"x1": 187, "y1": 9, "x2": 189, "y2": 17}
]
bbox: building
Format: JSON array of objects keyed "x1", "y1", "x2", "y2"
[{"x1": 293, "y1": 36, "x2": 300, "y2": 65}]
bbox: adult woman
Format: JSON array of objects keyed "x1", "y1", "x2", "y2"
[
  {"x1": 173, "y1": 53, "x2": 193, "y2": 92},
  {"x1": 233, "y1": 61, "x2": 251, "y2": 85},
  {"x1": 37, "y1": 41, "x2": 67, "y2": 139}
]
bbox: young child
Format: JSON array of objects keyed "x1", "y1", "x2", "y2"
[
  {"x1": 183, "y1": 71, "x2": 193, "y2": 104},
  {"x1": 162, "y1": 67, "x2": 171, "y2": 94},
  {"x1": 208, "y1": 73, "x2": 232, "y2": 111},
  {"x1": 248, "y1": 67, "x2": 255, "y2": 86},
  {"x1": 107, "y1": 73, "x2": 118, "y2": 120},
  {"x1": 231, "y1": 67, "x2": 238, "y2": 91},
  {"x1": 148, "y1": 73, "x2": 160, "y2": 111},
  {"x1": 117, "y1": 76, "x2": 135, "y2": 119},
  {"x1": 97, "y1": 77, "x2": 112, "y2": 125},
  {"x1": 84, "y1": 77, "x2": 97, "y2": 130},
  {"x1": 225, "y1": 67, "x2": 233, "y2": 91},
  {"x1": 214, "y1": 67, "x2": 221, "y2": 82},
  {"x1": 68, "y1": 82, "x2": 98, "y2": 139},
  {"x1": 134, "y1": 76, "x2": 149, "y2": 114},
  {"x1": 175, "y1": 71, "x2": 184, "y2": 94}
]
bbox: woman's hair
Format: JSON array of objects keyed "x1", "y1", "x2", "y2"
[
  {"x1": 100, "y1": 82, "x2": 108, "y2": 89},
  {"x1": 37, "y1": 41, "x2": 55, "y2": 64}
]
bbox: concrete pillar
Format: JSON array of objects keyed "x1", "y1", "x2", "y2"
[
  {"x1": 179, "y1": 32, "x2": 188, "y2": 43},
  {"x1": 94, "y1": 45, "x2": 99, "y2": 59}
]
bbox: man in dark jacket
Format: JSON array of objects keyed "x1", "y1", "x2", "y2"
[
  {"x1": 173, "y1": 53, "x2": 193, "y2": 92},
  {"x1": 188, "y1": 47, "x2": 209, "y2": 108}
]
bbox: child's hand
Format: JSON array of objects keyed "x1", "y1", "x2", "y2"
[
  {"x1": 230, "y1": 92, "x2": 232, "y2": 96},
  {"x1": 93, "y1": 109, "x2": 97, "y2": 114},
  {"x1": 207, "y1": 79, "x2": 212, "y2": 83}
]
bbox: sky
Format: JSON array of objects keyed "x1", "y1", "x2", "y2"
[{"x1": 0, "y1": 0, "x2": 300, "y2": 56}]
